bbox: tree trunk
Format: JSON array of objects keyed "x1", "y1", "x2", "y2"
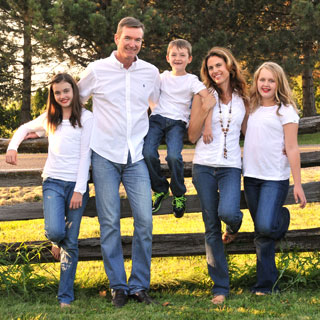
[
  {"x1": 302, "y1": 46, "x2": 317, "y2": 117},
  {"x1": 21, "y1": 5, "x2": 32, "y2": 124}
]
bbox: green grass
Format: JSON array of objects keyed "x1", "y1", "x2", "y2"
[
  {"x1": 0, "y1": 167, "x2": 320, "y2": 319},
  {"x1": 298, "y1": 132, "x2": 320, "y2": 145}
]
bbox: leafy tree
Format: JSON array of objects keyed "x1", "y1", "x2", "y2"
[{"x1": 0, "y1": 0, "x2": 55, "y2": 124}]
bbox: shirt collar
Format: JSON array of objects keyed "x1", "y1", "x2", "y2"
[{"x1": 111, "y1": 51, "x2": 139, "y2": 70}]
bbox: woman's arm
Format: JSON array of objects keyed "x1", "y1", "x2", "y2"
[
  {"x1": 283, "y1": 122, "x2": 307, "y2": 208},
  {"x1": 188, "y1": 94, "x2": 216, "y2": 144}
]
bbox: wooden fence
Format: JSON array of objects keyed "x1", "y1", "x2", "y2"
[{"x1": 1, "y1": 120, "x2": 320, "y2": 263}]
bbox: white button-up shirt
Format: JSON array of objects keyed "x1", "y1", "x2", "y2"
[{"x1": 78, "y1": 51, "x2": 160, "y2": 164}]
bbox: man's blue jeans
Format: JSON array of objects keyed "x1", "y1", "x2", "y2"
[
  {"x1": 43, "y1": 177, "x2": 89, "y2": 304},
  {"x1": 192, "y1": 165, "x2": 243, "y2": 296},
  {"x1": 244, "y1": 177, "x2": 290, "y2": 293},
  {"x1": 91, "y1": 151, "x2": 153, "y2": 294},
  {"x1": 143, "y1": 114, "x2": 187, "y2": 196}
]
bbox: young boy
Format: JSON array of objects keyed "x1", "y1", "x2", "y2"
[{"x1": 143, "y1": 39, "x2": 214, "y2": 218}]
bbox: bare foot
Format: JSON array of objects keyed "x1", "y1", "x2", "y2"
[
  {"x1": 222, "y1": 232, "x2": 238, "y2": 244},
  {"x1": 51, "y1": 245, "x2": 61, "y2": 261},
  {"x1": 255, "y1": 292, "x2": 266, "y2": 296},
  {"x1": 211, "y1": 295, "x2": 226, "y2": 305},
  {"x1": 60, "y1": 302, "x2": 71, "y2": 308}
]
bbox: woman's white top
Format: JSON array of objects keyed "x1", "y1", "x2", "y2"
[
  {"x1": 193, "y1": 91, "x2": 246, "y2": 169},
  {"x1": 7, "y1": 109, "x2": 93, "y2": 194},
  {"x1": 151, "y1": 70, "x2": 206, "y2": 124},
  {"x1": 243, "y1": 104, "x2": 299, "y2": 180}
]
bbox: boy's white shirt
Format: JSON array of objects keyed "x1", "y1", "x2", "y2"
[
  {"x1": 7, "y1": 109, "x2": 93, "y2": 194},
  {"x1": 151, "y1": 70, "x2": 206, "y2": 124},
  {"x1": 243, "y1": 104, "x2": 299, "y2": 180}
]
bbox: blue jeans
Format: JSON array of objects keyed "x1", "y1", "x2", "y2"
[
  {"x1": 244, "y1": 177, "x2": 290, "y2": 293},
  {"x1": 143, "y1": 114, "x2": 187, "y2": 196},
  {"x1": 91, "y1": 151, "x2": 153, "y2": 294},
  {"x1": 42, "y1": 177, "x2": 89, "y2": 304},
  {"x1": 192, "y1": 165, "x2": 243, "y2": 296}
]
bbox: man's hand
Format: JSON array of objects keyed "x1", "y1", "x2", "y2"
[{"x1": 6, "y1": 150, "x2": 18, "y2": 165}]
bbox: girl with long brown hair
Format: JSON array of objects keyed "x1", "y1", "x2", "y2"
[{"x1": 6, "y1": 73, "x2": 93, "y2": 308}]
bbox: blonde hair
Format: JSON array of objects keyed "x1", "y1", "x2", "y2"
[
  {"x1": 250, "y1": 62, "x2": 298, "y2": 114},
  {"x1": 167, "y1": 39, "x2": 192, "y2": 57},
  {"x1": 200, "y1": 47, "x2": 248, "y2": 107}
]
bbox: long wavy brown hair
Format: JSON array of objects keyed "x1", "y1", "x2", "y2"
[
  {"x1": 47, "y1": 73, "x2": 82, "y2": 133},
  {"x1": 250, "y1": 62, "x2": 298, "y2": 114},
  {"x1": 200, "y1": 47, "x2": 249, "y2": 107}
]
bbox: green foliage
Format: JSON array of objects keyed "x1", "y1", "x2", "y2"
[
  {"x1": 31, "y1": 87, "x2": 48, "y2": 118},
  {"x1": 0, "y1": 101, "x2": 21, "y2": 138},
  {"x1": 0, "y1": 242, "x2": 56, "y2": 297}
]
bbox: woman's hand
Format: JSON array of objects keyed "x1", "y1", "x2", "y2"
[
  {"x1": 6, "y1": 150, "x2": 18, "y2": 165},
  {"x1": 69, "y1": 192, "x2": 83, "y2": 209},
  {"x1": 202, "y1": 126, "x2": 213, "y2": 144}
]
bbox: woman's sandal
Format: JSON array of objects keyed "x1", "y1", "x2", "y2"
[{"x1": 222, "y1": 232, "x2": 238, "y2": 244}]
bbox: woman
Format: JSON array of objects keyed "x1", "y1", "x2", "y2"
[{"x1": 188, "y1": 47, "x2": 248, "y2": 304}]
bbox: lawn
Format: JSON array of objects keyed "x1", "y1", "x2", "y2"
[{"x1": 0, "y1": 133, "x2": 319, "y2": 319}]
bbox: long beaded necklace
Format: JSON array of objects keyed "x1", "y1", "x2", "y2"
[{"x1": 218, "y1": 96, "x2": 232, "y2": 159}]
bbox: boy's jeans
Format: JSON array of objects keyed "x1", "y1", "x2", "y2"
[
  {"x1": 143, "y1": 114, "x2": 187, "y2": 196},
  {"x1": 43, "y1": 177, "x2": 89, "y2": 304}
]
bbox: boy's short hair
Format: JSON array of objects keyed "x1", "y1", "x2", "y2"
[
  {"x1": 116, "y1": 16, "x2": 145, "y2": 36},
  {"x1": 167, "y1": 39, "x2": 192, "y2": 57}
]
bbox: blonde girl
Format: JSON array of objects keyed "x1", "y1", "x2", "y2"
[{"x1": 243, "y1": 62, "x2": 306, "y2": 295}]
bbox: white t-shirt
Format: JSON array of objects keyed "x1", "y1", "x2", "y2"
[
  {"x1": 193, "y1": 91, "x2": 246, "y2": 169},
  {"x1": 7, "y1": 109, "x2": 93, "y2": 194},
  {"x1": 151, "y1": 70, "x2": 206, "y2": 124},
  {"x1": 243, "y1": 104, "x2": 299, "y2": 180},
  {"x1": 78, "y1": 52, "x2": 160, "y2": 164}
]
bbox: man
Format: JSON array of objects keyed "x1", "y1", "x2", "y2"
[{"x1": 78, "y1": 17, "x2": 160, "y2": 307}]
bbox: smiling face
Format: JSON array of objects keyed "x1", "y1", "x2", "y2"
[
  {"x1": 114, "y1": 26, "x2": 143, "y2": 68},
  {"x1": 52, "y1": 81, "x2": 73, "y2": 110},
  {"x1": 207, "y1": 55, "x2": 230, "y2": 89},
  {"x1": 166, "y1": 46, "x2": 192, "y2": 75},
  {"x1": 257, "y1": 67, "x2": 277, "y2": 106}
]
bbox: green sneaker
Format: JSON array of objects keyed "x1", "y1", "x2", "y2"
[
  {"x1": 152, "y1": 191, "x2": 169, "y2": 213},
  {"x1": 172, "y1": 195, "x2": 186, "y2": 218}
]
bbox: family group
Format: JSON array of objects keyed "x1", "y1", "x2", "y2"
[{"x1": 5, "y1": 16, "x2": 306, "y2": 308}]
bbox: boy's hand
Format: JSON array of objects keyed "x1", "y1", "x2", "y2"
[
  {"x1": 69, "y1": 192, "x2": 83, "y2": 209},
  {"x1": 202, "y1": 127, "x2": 213, "y2": 144},
  {"x1": 6, "y1": 150, "x2": 18, "y2": 165},
  {"x1": 202, "y1": 94, "x2": 216, "y2": 113}
]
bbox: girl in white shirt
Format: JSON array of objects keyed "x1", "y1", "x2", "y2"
[
  {"x1": 243, "y1": 62, "x2": 307, "y2": 295},
  {"x1": 6, "y1": 73, "x2": 93, "y2": 308},
  {"x1": 189, "y1": 47, "x2": 249, "y2": 305}
]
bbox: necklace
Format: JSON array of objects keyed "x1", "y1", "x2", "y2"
[{"x1": 218, "y1": 97, "x2": 232, "y2": 159}]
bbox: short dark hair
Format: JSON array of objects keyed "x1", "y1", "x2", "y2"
[
  {"x1": 167, "y1": 39, "x2": 192, "y2": 57},
  {"x1": 116, "y1": 16, "x2": 145, "y2": 36}
]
